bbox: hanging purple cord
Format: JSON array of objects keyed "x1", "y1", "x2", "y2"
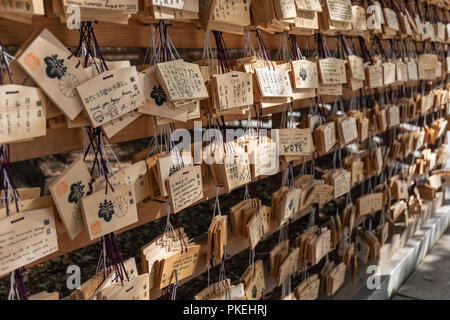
[
  {"x1": 290, "y1": 35, "x2": 299, "y2": 60},
  {"x1": 83, "y1": 127, "x2": 95, "y2": 158},
  {"x1": 332, "y1": 204, "x2": 339, "y2": 263},
  {"x1": 157, "y1": 20, "x2": 175, "y2": 63},
  {"x1": 107, "y1": 236, "x2": 120, "y2": 279},
  {"x1": 208, "y1": 252, "x2": 229, "y2": 296},
  {"x1": 7, "y1": 268, "x2": 28, "y2": 300},
  {"x1": 161, "y1": 282, "x2": 177, "y2": 300},
  {"x1": 220, "y1": 254, "x2": 227, "y2": 280},
  {"x1": 213, "y1": 31, "x2": 225, "y2": 73},
  {"x1": 256, "y1": 105, "x2": 264, "y2": 201},
  {"x1": 0, "y1": 41, "x2": 13, "y2": 85},
  {"x1": 208, "y1": 254, "x2": 215, "y2": 270},
  {"x1": 160, "y1": 20, "x2": 167, "y2": 63},
  {"x1": 90, "y1": 22, "x2": 107, "y2": 72},
  {"x1": 316, "y1": 33, "x2": 326, "y2": 59},
  {"x1": 90, "y1": 25, "x2": 108, "y2": 72},
  {"x1": 218, "y1": 115, "x2": 227, "y2": 143},
  {"x1": 0, "y1": 145, "x2": 20, "y2": 215},
  {"x1": 103, "y1": 235, "x2": 114, "y2": 266},
  {"x1": 314, "y1": 203, "x2": 321, "y2": 233},
  {"x1": 0, "y1": 148, "x2": 28, "y2": 300},
  {"x1": 73, "y1": 22, "x2": 97, "y2": 71},
  {"x1": 288, "y1": 161, "x2": 294, "y2": 188},
  {"x1": 213, "y1": 31, "x2": 232, "y2": 74},
  {"x1": 255, "y1": 29, "x2": 273, "y2": 64},
  {"x1": 97, "y1": 233, "x2": 129, "y2": 284},
  {"x1": 84, "y1": 128, "x2": 114, "y2": 195},
  {"x1": 220, "y1": 33, "x2": 232, "y2": 71},
  {"x1": 110, "y1": 233, "x2": 129, "y2": 282},
  {"x1": 13, "y1": 267, "x2": 28, "y2": 300},
  {"x1": 358, "y1": 36, "x2": 374, "y2": 65},
  {"x1": 209, "y1": 252, "x2": 227, "y2": 289},
  {"x1": 170, "y1": 214, "x2": 188, "y2": 253},
  {"x1": 317, "y1": 97, "x2": 328, "y2": 122}
]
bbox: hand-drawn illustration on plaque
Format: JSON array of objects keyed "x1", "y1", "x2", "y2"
[
  {"x1": 299, "y1": 66, "x2": 307, "y2": 81},
  {"x1": 68, "y1": 181, "x2": 85, "y2": 203},
  {"x1": 68, "y1": 181, "x2": 85, "y2": 220},
  {"x1": 107, "y1": 105, "x2": 119, "y2": 119},
  {"x1": 98, "y1": 199, "x2": 115, "y2": 222},
  {"x1": 169, "y1": 165, "x2": 180, "y2": 177},
  {"x1": 151, "y1": 85, "x2": 167, "y2": 106},
  {"x1": 44, "y1": 55, "x2": 79, "y2": 97},
  {"x1": 113, "y1": 196, "x2": 128, "y2": 217},
  {"x1": 93, "y1": 110, "x2": 105, "y2": 123}
]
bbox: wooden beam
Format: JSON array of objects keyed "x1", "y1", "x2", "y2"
[
  {"x1": 0, "y1": 15, "x2": 431, "y2": 50},
  {"x1": 0, "y1": 16, "x2": 279, "y2": 49}
]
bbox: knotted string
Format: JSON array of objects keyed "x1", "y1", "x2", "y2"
[
  {"x1": 242, "y1": 29, "x2": 259, "y2": 59},
  {"x1": 202, "y1": 31, "x2": 219, "y2": 78},
  {"x1": 83, "y1": 127, "x2": 115, "y2": 195},
  {"x1": 70, "y1": 21, "x2": 108, "y2": 73},
  {"x1": 95, "y1": 233, "x2": 129, "y2": 284},
  {"x1": 290, "y1": 35, "x2": 304, "y2": 61},
  {"x1": 0, "y1": 41, "x2": 12, "y2": 85},
  {"x1": 274, "y1": 32, "x2": 293, "y2": 62},
  {"x1": 255, "y1": 29, "x2": 273, "y2": 69},
  {"x1": 0, "y1": 145, "x2": 21, "y2": 215},
  {"x1": 168, "y1": 211, "x2": 188, "y2": 254},
  {"x1": 212, "y1": 31, "x2": 232, "y2": 74},
  {"x1": 143, "y1": 24, "x2": 157, "y2": 66},
  {"x1": 8, "y1": 267, "x2": 28, "y2": 300},
  {"x1": 156, "y1": 20, "x2": 180, "y2": 63}
]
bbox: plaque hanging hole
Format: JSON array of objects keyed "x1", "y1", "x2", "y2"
[
  {"x1": 11, "y1": 217, "x2": 25, "y2": 224},
  {"x1": 125, "y1": 286, "x2": 134, "y2": 293}
]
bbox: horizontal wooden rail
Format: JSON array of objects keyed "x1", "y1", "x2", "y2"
[
  {"x1": 9, "y1": 81, "x2": 430, "y2": 163},
  {"x1": 0, "y1": 17, "x2": 277, "y2": 48},
  {"x1": 0, "y1": 16, "x2": 437, "y2": 49}
]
